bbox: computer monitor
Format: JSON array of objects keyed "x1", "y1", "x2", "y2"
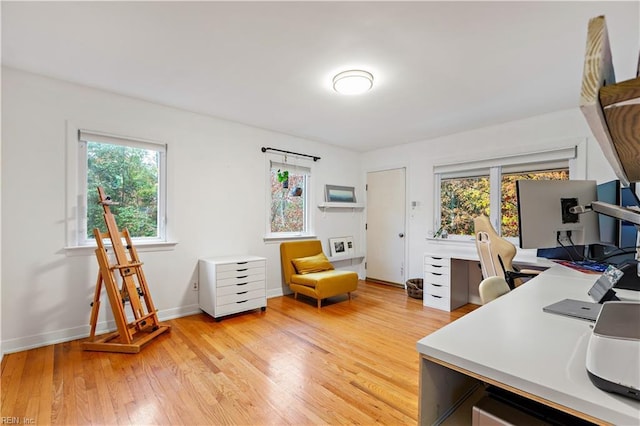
[
  {"x1": 620, "y1": 184, "x2": 640, "y2": 249},
  {"x1": 516, "y1": 180, "x2": 600, "y2": 249},
  {"x1": 596, "y1": 180, "x2": 620, "y2": 246},
  {"x1": 595, "y1": 180, "x2": 639, "y2": 255}
]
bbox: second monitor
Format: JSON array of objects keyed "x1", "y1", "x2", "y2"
[{"x1": 516, "y1": 180, "x2": 600, "y2": 250}]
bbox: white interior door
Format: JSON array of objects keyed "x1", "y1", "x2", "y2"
[{"x1": 366, "y1": 168, "x2": 406, "y2": 285}]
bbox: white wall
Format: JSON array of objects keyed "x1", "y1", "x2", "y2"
[
  {"x1": 0, "y1": 66, "x2": 621, "y2": 354},
  {"x1": 1, "y1": 67, "x2": 365, "y2": 353},
  {"x1": 362, "y1": 108, "x2": 617, "y2": 282}
]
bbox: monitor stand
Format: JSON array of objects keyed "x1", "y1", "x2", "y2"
[{"x1": 614, "y1": 259, "x2": 640, "y2": 291}]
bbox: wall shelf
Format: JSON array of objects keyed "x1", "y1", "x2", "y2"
[
  {"x1": 328, "y1": 253, "x2": 365, "y2": 262},
  {"x1": 318, "y1": 202, "x2": 364, "y2": 210}
]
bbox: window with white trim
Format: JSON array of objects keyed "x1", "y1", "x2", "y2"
[
  {"x1": 267, "y1": 160, "x2": 312, "y2": 237},
  {"x1": 434, "y1": 146, "x2": 576, "y2": 238},
  {"x1": 77, "y1": 130, "x2": 167, "y2": 245}
]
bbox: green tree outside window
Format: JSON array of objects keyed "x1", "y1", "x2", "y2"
[
  {"x1": 87, "y1": 142, "x2": 159, "y2": 239},
  {"x1": 440, "y1": 169, "x2": 569, "y2": 237}
]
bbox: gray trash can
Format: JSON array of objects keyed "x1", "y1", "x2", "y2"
[{"x1": 406, "y1": 278, "x2": 423, "y2": 299}]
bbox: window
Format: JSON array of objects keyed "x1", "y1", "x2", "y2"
[
  {"x1": 435, "y1": 146, "x2": 577, "y2": 239},
  {"x1": 268, "y1": 160, "x2": 311, "y2": 237},
  {"x1": 500, "y1": 169, "x2": 569, "y2": 237},
  {"x1": 77, "y1": 130, "x2": 167, "y2": 245},
  {"x1": 440, "y1": 174, "x2": 490, "y2": 236}
]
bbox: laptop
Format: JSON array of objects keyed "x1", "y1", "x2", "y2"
[{"x1": 543, "y1": 299, "x2": 602, "y2": 322}]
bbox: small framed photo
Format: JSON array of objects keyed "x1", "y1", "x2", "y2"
[
  {"x1": 325, "y1": 185, "x2": 356, "y2": 203},
  {"x1": 345, "y1": 236, "x2": 355, "y2": 255},
  {"x1": 329, "y1": 237, "x2": 347, "y2": 257}
]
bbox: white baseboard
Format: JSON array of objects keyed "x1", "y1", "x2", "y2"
[
  {"x1": 1, "y1": 304, "x2": 202, "y2": 355},
  {"x1": 1, "y1": 292, "x2": 290, "y2": 355},
  {"x1": 267, "y1": 287, "x2": 289, "y2": 299}
]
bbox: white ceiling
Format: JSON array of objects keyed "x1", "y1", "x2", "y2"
[{"x1": 2, "y1": 1, "x2": 639, "y2": 152}]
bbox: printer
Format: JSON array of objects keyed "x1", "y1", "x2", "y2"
[{"x1": 586, "y1": 301, "x2": 640, "y2": 400}]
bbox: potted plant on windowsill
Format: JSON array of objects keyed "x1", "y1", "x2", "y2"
[{"x1": 277, "y1": 169, "x2": 289, "y2": 189}]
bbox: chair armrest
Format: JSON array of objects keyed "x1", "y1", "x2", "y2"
[
  {"x1": 517, "y1": 268, "x2": 542, "y2": 275},
  {"x1": 504, "y1": 269, "x2": 540, "y2": 290}
]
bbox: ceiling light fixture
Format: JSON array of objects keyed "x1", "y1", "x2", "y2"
[{"x1": 333, "y1": 70, "x2": 374, "y2": 95}]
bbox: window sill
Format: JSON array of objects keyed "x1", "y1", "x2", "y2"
[
  {"x1": 64, "y1": 241, "x2": 179, "y2": 257},
  {"x1": 426, "y1": 235, "x2": 520, "y2": 245},
  {"x1": 263, "y1": 234, "x2": 317, "y2": 243},
  {"x1": 426, "y1": 236, "x2": 476, "y2": 243}
]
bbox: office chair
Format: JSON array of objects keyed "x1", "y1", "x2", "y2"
[
  {"x1": 478, "y1": 276, "x2": 511, "y2": 304},
  {"x1": 474, "y1": 215, "x2": 540, "y2": 289}
]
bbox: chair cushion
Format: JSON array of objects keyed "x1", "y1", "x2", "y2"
[
  {"x1": 292, "y1": 253, "x2": 334, "y2": 274},
  {"x1": 291, "y1": 270, "x2": 356, "y2": 291}
]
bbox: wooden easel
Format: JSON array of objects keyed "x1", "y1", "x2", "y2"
[{"x1": 82, "y1": 187, "x2": 170, "y2": 353}]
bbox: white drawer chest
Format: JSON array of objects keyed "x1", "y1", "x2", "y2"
[
  {"x1": 423, "y1": 253, "x2": 469, "y2": 311},
  {"x1": 198, "y1": 255, "x2": 267, "y2": 320}
]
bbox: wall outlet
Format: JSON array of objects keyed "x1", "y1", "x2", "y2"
[{"x1": 192, "y1": 282, "x2": 198, "y2": 291}]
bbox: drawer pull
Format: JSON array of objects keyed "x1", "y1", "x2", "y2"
[
  {"x1": 236, "y1": 275, "x2": 248, "y2": 279},
  {"x1": 237, "y1": 282, "x2": 249, "y2": 286},
  {"x1": 431, "y1": 284, "x2": 443, "y2": 287},
  {"x1": 236, "y1": 300, "x2": 248, "y2": 304},
  {"x1": 237, "y1": 262, "x2": 248, "y2": 265},
  {"x1": 236, "y1": 268, "x2": 248, "y2": 272},
  {"x1": 432, "y1": 257, "x2": 443, "y2": 260},
  {"x1": 431, "y1": 295, "x2": 443, "y2": 299},
  {"x1": 237, "y1": 291, "x2": 248, "y2": 295},
  {"x1": 430, "y1": 272, "x2": 442, "y2": 276}
]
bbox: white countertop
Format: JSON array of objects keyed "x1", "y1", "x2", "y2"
[
  {"x1": 416, "y1": 265, "x2": 640, "y2": 425},
  {"x1": 425, "y1": 238, "x2": 555, "y2": 268},
  {"x1": 199, "y1": 255, "x2": 266, "y2": 263}
]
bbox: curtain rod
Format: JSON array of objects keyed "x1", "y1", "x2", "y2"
[{"x1": 261, "y1": 147, "x2": 321, "y2": 162}]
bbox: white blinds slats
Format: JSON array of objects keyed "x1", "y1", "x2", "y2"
[
  {"x1": 79, "y1": 130, "x2": 166, "y2": 153},
  {"x1": 434, "y1": 146, "x2": 576, "y2": 177},
  {"x1": 270, "y1": 160, "x2": 311, "y2": 174}
]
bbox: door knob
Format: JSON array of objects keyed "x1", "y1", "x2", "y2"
[{"x1": 399, "y1": 233, "x2": 405, "y2": 238}]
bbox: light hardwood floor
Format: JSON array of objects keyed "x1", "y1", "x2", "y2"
[{"x1": 1, "y1": 281, "x2": 477, "y2": 425}]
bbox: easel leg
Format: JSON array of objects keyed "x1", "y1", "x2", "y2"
[{"x1": 88, "y1": 272, "x2": 103, "y2": 339}]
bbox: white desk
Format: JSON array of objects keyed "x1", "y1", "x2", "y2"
[
  {"x1": 425, "y1": 238, "x2": 556, "y2": 268},
  {"x1": 416, "y1": 265, "x2": 640, "y2": 425},
  {"x1": 423, "y1": 240, "x2": 554, "y2": 311}
]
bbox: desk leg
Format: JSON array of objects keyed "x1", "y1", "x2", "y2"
[
  {"x1": 419, "y1": 355, "x2": 480, "y2": 425},
  {"x1": 450, "y1": 259, "x2": 470, "y2": 309}
]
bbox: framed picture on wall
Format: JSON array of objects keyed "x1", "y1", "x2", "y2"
[
  {"x1": 325, "y1": 185, "x2": 356, "y2": 203},
  {"x1": 329, "y1": 236, "x2": 354, "y2": 257},
  {"x1": 329, "y1": 237, "x2": 347, "y2": 257},
  {"x1": 345, "y1": 236, "x2": 355, "y2": 255}
]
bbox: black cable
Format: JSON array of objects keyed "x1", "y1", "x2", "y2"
[
  {"x1": 565, "y1": 232, "x2": 606, "y2": 265},
  {"x1": 556, "y1": 232, "x2": 576, "y2": 261},
  {"x1": 564, "y1": 232, "x2": 588, "y2": 261}
]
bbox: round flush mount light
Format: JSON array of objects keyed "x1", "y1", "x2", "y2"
[{"x1": 333, "y1": 70, "x2": 374, "y2": 95}]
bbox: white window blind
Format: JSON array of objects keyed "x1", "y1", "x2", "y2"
[
  {"x1": 434, "y1": 146, "x2": 576, "y2": 177},
  {"x1": 79, "y1": 130, "x2": 166, "y2": 153},
  {"x1": 270, "y1": 160, "x2": 311, "y2": 174}
]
